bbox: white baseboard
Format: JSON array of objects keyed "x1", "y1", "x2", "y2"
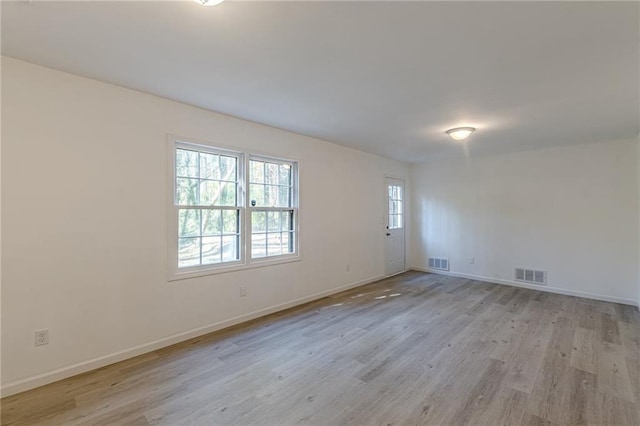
[
  {"x1": 411, "y1": 266, "x2": 638, "y2": 307},
  {"x1": 0, "y1": 274, "x2": 386, "y2": 398}
]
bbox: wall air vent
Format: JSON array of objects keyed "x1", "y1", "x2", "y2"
[
  {"x1": 428, "y1": 257, "x2": 449, "y2": 271},
  {"x1": 515, "y1": 267, "x2": 547, "y2": 285}
]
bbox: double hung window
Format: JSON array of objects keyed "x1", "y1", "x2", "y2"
[{"x1": 170, "y1": 139, "x2": 298, "y2": 279}]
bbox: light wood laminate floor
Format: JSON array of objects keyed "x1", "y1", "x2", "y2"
[{"x1": 2, "y1": 271, "x2": 640, "y2": 425}]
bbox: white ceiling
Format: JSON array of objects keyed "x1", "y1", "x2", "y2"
[{"x1": 2, "y1": 1, "x2": 638, "y2": 163}]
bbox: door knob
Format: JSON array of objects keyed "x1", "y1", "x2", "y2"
[{"x1": 386, "y1": 233, "x2": 391, "y2": 236}]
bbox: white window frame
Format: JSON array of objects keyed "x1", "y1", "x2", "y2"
[
  {"x1": 247, "y1": 155, "x2": 299, "y2": 263},
  {"x1": 168, "y1": 136, "x2": 300, "y2": 281}
]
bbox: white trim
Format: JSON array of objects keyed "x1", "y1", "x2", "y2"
[
  {"x1": 411, "y1": 267, "x2": 638, "y2": 307},
  {"x1": 169, "y1": 255, "x2": 302, "y2": 281},
  {"x1": 1, "y1": 274, "x2": 389, "y2": 397},
  {"x1": 385, "y1": 269, "x2": 408, "y2": 279}
]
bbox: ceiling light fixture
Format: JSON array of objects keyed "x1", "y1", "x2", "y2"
[
  {"x1": 446, "y1": 127, "x2": 475, "y2": 141},
  {"x1": 193, "y1": 0, "x2": 224, "y2": 6}
]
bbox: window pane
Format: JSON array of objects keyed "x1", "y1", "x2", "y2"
[
  {"x1": 202, "y1": 236, "x2": 222, "y2": 265},
  {"x1": 397, "y1": 215, "x2": 403, "y2": 229},
  {"x1": 397, "y1": 201, "x2": 403, "y2": 215},
  {"x1": 267, "y1": 211, "x2": 281, "y2": 232},
  {"x1": 220, "y1": 156, "x2": 236, "y2": 181},
  {"x1": 179, "y1": 237, "x2": 200, "y2": 267},
  {"x1": 265, "y1": 185, "x2": 278, "y2": 207},
  {"x1": 281, "y1": 231, "x2": 294, "y2": 254},
  {"x1": 252, "y1": 211, "x2": 266, "y2": 233},
  {"x1": 202, "y1": 209, "x2": 222, "y2": 235},
  {"x1": 278, "y1": 186, "x2": 290, "y2": 207},
  {"x1": 199, "y1": 153, "x2": 220, "y2": 180},
  {"x1": 250, "y1": 184, "x2": 265, "y2": 207},
  {"x1": 223, "y1": 210, "x2": 238, "y2": 234},
  {"x1": 397, "y1": 187, "x2": 403, "y2": 200},
  {"x1": 252, "y1": 233, "x2": 267, "y2": 258},
  {"x1": 279, "y1": 164, "x2": 291, "y2": 186},
  {"x1": 176, "y1": 178, "x2": 199, "y2": 205},
  {"x1": 219, "y1": 182, "x2": 237, "y2": 206},
  {"x1": 267, "y1": 233, "x2": 282, "y2": 256},
  {"x1": 176, "y1": 149, "x2": 198, "y2": 178},
  {"x1": 282, "y1": 211, "x2": 292, "y2": 231},
  {"x1": 250, "y1": 160, "x2": 264, "y2": 183},
  {"x1": 265, "y1": 163, "x2": 279, "y2": 184},
  {"x1": 178, "y1": 209, "x2": 200, "y2": 237},
  {"x1": 200, "y1": 180, "x2": 220, "y2": 206},
  {"x1": 281, "y1": 232, "x2": 289, "y2": 254},
  {"x1": 222, "y1": 235, "x2": 238, "y2": 262}
]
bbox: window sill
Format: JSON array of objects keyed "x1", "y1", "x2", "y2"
[{"x1": 168, "y1": 255, "x2": 302, "y2": 282}]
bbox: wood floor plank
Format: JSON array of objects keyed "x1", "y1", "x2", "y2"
[
  {"x1": 600, "y1": 314, "x2": 622, "y2": 344},
  {"x1": 522, "y1": 413, "x2": 558, "y2": 426},
  {"x1": 627, "y1": 356, "x2": 640, "y2": 404},
  {"x1": 596, "y1": 341, "x2": 636, "y2": 403},
  {"x1": 570, "y1": 326, "x2": 598, "y2": 374},
  {"x1": 2, "y1": 271, "x2": 639, "y2": 426},
  {"x1": 619, "y1": 320, "x2": 640, "y2": 360},
  {"x1": 446, "y1": 358, "x2": 510, "y2": 425},
  {"x1": 586, "y1": 391, "x2": 640, "y2": 425},
  {"x1": 524, "y1": 316, "x2": 576, "y2": 423}
]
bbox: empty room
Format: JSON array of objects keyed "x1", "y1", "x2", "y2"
[{"x1": 1, "y1": 0, "x2": 639, "y2": 425}]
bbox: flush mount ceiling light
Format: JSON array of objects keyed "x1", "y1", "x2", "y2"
[
  {"x1": 193, "y1": 0, "x2": 224, "y2": 6},
  {"x1": 446, "y1": 127, "x2": 475, "y2": 141}
]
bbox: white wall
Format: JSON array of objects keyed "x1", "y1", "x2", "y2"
[
  {"x1": 0, "y1": 57, "x2": 410, "y2": 395},
  {"x1": 411, "y1": 138, "x2": 640, "y2": 305}
]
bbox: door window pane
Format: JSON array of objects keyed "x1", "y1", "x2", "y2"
[{"x1": 388, "y1": 184, "x2": 404, "y2": 230}]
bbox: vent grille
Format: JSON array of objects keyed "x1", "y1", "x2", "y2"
[
  {"x1": 429, "y1": 257, "x2": 449, "y2": 271},
  {"x1": 515, "y1": 267, "x2": 547, "y2": 285}
]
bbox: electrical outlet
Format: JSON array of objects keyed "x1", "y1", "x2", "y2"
[
  {"x1": 35, "y1": 329, "x2": 49, "y2": 346},
  {"x1": 469, "y1": 257, "x2": 475, "y2": 264},
  {"x1": 239, "y1": 286, "x2": 247, "y2": 297},
  {"x1": 346, "y1": 264, "x2": 351, "y2": 272}
]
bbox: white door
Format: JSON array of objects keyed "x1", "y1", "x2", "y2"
[{"x1": 385, "y1": 178, "x2": 405, "y2": 275}]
